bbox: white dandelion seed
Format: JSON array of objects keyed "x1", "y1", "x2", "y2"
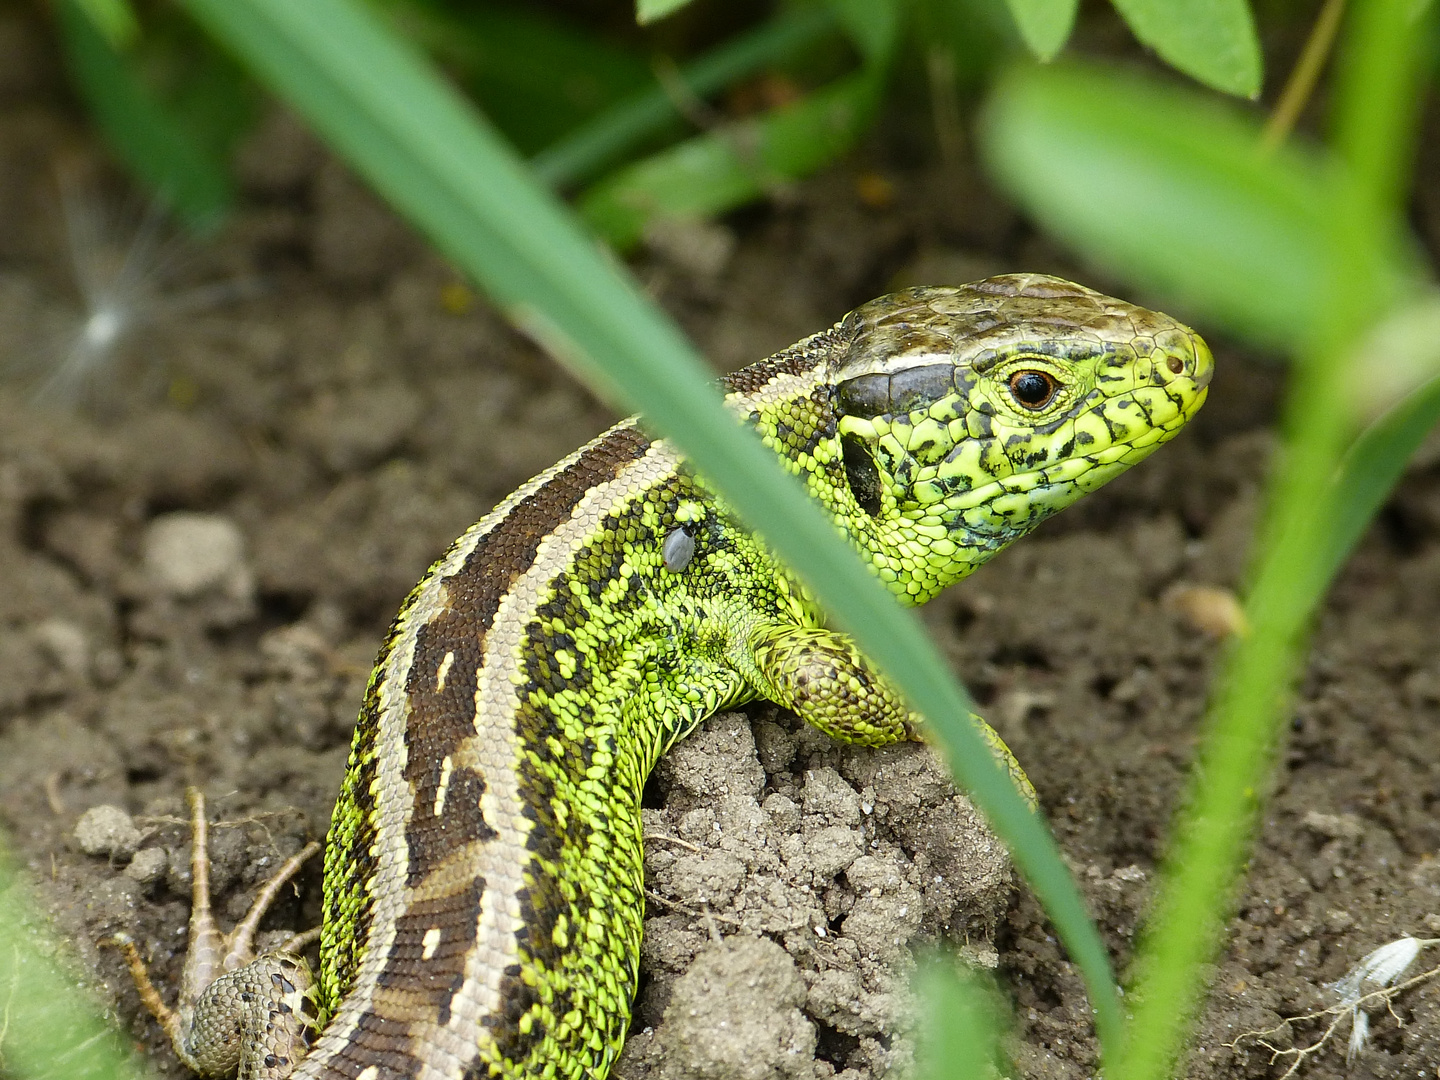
[
  {"x1": 1346, "y1": 1008, "x2": 1369, "y2": 1063},
  {"x1": 22, "y1": 175, "x2": 262, "y2": 407},
  {"x1": 1331, "y1": 936, "x2": 1426, "y2": 1008}
]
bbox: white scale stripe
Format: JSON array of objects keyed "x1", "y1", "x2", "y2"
[{"x1": 425, "y1": 439, "x2": 683, "y2": 1080}]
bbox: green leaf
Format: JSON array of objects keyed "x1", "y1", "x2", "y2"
[
  {"x1": 636, "y1": 0, "x2": 693, "y2": 25},
  {"x1": 175, "y1": 0, "x2": 1123, "y2": 1060},
  {"x1": 979, "y1": 62, "x2": 1402, "y2": 350},
  {"x1": 1110, "y1": 0, "x2": 1261, "y2": 97},
  {"x1": 55, "y1": 0, "x2": 233, "y2": 230},
  {"x1": 1003, "y1": 0, "x2": 1077, "y2": 60},
  {"x1": 72, "y1": 0, "x2": 139, "y2": 49},
  {"x1": 579, "y1": 70, "x2": 883, "y2": 248}
]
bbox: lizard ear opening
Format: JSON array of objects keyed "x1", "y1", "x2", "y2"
[{"x1": 841, "y1": 435, "x2": 883, "y2": 517}]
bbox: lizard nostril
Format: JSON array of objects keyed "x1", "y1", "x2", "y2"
[{"x1": 1167, "y1": 355, "x2": 1184, "y2": 375}]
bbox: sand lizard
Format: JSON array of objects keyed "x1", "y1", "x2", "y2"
[{"x1": 114, "y1": 274, "x2": 1212, "y2": 1080}]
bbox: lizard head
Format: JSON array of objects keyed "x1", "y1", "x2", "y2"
[{"x1": 829, "y1": 274, "x2": 1212, "y2": 603}]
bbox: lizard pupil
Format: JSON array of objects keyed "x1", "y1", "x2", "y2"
[{"x1": 1009, "y1": 370, "x2": 1057, "y2": 409}]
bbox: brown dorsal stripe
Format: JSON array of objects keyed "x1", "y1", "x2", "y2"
[
  {"x1": 400, "y1": 422, "x2": 651, "y2": 888},
  {"x1": 338, "y1": 423, "x2": 652, "y2": 1080}
]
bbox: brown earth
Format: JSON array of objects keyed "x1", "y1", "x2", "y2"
[{"x1": 1, "y1": 11, "x2": 1439, "y2": 1080}]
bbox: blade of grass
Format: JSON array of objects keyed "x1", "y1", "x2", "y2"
[
  {"x1": 174, "y1": 0, "x2": 1125, "y2": 1059},
  {"x1": 637, "y1": 0, "x2": 692, "y2": 25},
  {"x1": 378, "y1": 0, "x2": 652, "y2": 156},
  {"x1": 531, "y1": 3, "x2": 839, "y2": 189},
  {"x1": 72, "y1": 0, "x2": 138, "y2": 49},
  {"x1": 1321, "y1": 369, "x2": 1440, "y2": 596},
  {"x1": 578, "y1": 69, "x2": 882, "y2": 248},
  {"x1": 574, "y1": 0, "x2": 897, "y2": 246},
  {"x1": 55, "y1": 0, "x2": 233, "y2": 230},
  {"x1": 1117, "y1": 1, "x2": 1427, "y2": 1075}
]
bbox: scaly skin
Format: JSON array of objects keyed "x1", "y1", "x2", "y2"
[{"x1": 121, "y1": 275, "x2": 1211, "y2": 1080}]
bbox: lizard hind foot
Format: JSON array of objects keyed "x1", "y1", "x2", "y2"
[
  {"x1": 186, "y1": 952, "x2": 318, "y2": 1080},
  {"x1": 112, "y1": 788, "x2": 323, "y2": 1079}
]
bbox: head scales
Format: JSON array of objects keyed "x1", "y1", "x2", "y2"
[{"x1": 824, "y1": 274, "x2": 1212, "y2": 603}]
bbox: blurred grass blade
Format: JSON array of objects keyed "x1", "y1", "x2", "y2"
[
  {"x1": 56, "y1": 0, "x2": 232, "y2": 230},
  {"x1": 579, "y1": 70, "x2": 882, "y2": 248},
  {"x1": 979, "y1": 61, "x2": 1405, "y2": 349},
  {"x1": 176, "y1": 0, "x2": 1124, "y2": 1059},
  {"x1": 73, "y1": 0, "x2": 139, "y2": 49},
  {"x1": 1003, "y1": 0, "x2": 1078, "y2": 60},
  {"x1": 0, "y1": 848, "x2": 147, "y2": 1080},
  {"x1": 637, "y1": 0, "x2": 692, "y2": 25},
  {"x1": 1110, "y1": 0, "x2": 1262, "y2": 97},
  {"x1": 1322, "y1": 375, "x2": 1440, "y2": 585},
  {"x1": 532, "y1": 3, "x2": 839, "y2": 189},
  {"x1": 1116, "y1": 4, "x2": 1427, "y2": 1076},
  {"x1": 1316, "y1": 293, "x2": 1440, "y2": 595},
  {"x1": 913, "y1": 958, "x2": 1008, "y2": 1080}
]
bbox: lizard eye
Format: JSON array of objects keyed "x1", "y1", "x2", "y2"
[{"x1": 1008, "y1": 370, "x2": 1058, "y2": 410}]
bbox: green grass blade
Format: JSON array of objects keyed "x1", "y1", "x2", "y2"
[
  {"x1": 0, "y1": 845, "x2": 148, "y2": 1080},
  {"x1": 1114, "y1": 2, "x2": 1427, "y2": 1075},
  {"x1": 979, "y1": 61, "x2": 1382, "y2": 350},
  {"x1": 1109, "y1": 0, "x2": 1261, "y2": 97},
  {"x1": 55, "y1": 0, "x2": 233, "y2": 230},
  {"x1": 176, "y1": 0, "x2": 1124, "y2": 1059},
  {"x1": 1314, "y1": 293, "x2": 1440, "y2": 599},
  {"x1": 578, "y1": 69, "x2": 882, "y2": 248},
  {"x1": 1003, "y1": 0, "x2": 1078, "y2": 60},
  {"x1": 531, "y1": 3, "x2": 839, "y2": 189}
]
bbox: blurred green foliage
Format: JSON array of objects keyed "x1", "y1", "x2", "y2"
[{"x1": 52, "y1": 0, "x2": 1264, "y2": 240}]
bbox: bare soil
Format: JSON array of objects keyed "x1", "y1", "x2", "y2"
[{"x1": 1, "y1": 11, "x2": 1439, "y2": 1079}]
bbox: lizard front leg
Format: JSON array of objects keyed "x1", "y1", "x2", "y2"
[
  {"x1": 746, "y1": 623, "x2": 1038, "y2": 808},
  {"x1": 112, "y1": 789, "x2": 322, "y2": 1079}
]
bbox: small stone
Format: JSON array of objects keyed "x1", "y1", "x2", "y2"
[
  {"x1": 1163, "y1": 582, "x2": 1247, "y2": 637},
  {"x1": 74, "y1": 805, "x2": 142, "y2": 860},
  {"x1": 143, "y1": 512, "x2": 253, "y2": 601},
  {"x1": 33, "y1": 618, "x2": 88, "y2": 679},
  {"x1": 124, "y1": 846, "x2": 169, "y2": 885}
]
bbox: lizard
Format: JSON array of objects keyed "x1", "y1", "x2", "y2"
[{"x1": 113, "y1": 274, "x2": 1212, "y2": 1080}]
